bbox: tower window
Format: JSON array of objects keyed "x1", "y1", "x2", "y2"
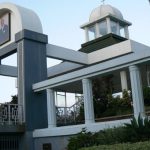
[
  {"x1": 99, "y1": 20, "x2": 107, "y2": 36},
  {"x1": 88, "y1": 25, "x2": 96, "y2": 41},
  {"x1": 111, "y1": 20, "x2": 118, "y2": 34},
  {"x1": 119, "y1": 25, "x2": 125, "y2": 37}
]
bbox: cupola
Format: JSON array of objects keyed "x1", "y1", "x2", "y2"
[{"x1": 80, "y1": 4, "x2": 132, "y2": 42}]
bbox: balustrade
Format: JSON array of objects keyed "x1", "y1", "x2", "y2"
[
  {"x1": 56, "y1": 97, "x2": 84, "y2": 125},
  {"x1": 0, "y1": 103, "x2": 23, "y2": 125}
]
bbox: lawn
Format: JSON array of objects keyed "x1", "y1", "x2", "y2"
[{"x1": 80, "y1": 141, "x2": 150, "y2": 150}]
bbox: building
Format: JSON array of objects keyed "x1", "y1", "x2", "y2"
[{"x1": 0, "y1": 2, "x2": 149, "y2": 150}]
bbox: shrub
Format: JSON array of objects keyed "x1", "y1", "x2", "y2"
[
  {"x1": 67, "y1": 116, "x2": 150, "y2": 150},
  {"x1": 124, "y1": 115, "x2": 150, "y2": 141},
  {"x1": 143, "y1": 86, "x2": 150, "y2": 105},
  {"x1": 67, "y1": 128, "x2": 98, "y2": 150}
]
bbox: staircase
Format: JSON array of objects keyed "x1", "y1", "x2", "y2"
[{"x1": 56, "y1": 96, "x2": 84, "y2": 126}]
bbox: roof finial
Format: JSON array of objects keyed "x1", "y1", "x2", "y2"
[{"x1": 101, "y1": 0, "x2": 105, "y2": 5}]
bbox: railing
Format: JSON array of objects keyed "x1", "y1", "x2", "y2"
[
  {"x1": 56, "y1": 97, "x2": 84, "y2": 126},
  {"x1": 0, "y1": 135, "x2": 20, "y2": 150},
  {"x1": 0, "y1": 103, "x2": 23, "y2": 125}
]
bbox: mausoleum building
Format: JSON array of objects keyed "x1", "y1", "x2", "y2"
[{"x1": 0, "y1": 2, "x2": 149, "y2": 150}]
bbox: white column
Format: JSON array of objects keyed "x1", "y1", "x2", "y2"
[
  {"x1": 106, "y1": 17, "x2": 111, "y2": 34},
  {"x1": 124, "y1": 26, "x2": 129, "y2": 39},
  {"x1": 47, "y1": 89, "x2": 56, "y2": 128},
  {"x1": 120, "y1": 71, "x2": 128, "y2": 91},
  {"x1": 85, "y1": 27, "x2": 89, "y2": 42},
  {"x1": 129, "y1": 65, "x2": 145, "y2": 118},
  {"x1": 117, "y1": 22, "x2": 120, "y2": 35},
  {"x1": 82, "y1": 78, "x2": 95, "y2": 124}
]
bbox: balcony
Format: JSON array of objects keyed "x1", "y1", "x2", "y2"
[{"x1": 0, "y1": 103, "x2": 23, "y2": 125}]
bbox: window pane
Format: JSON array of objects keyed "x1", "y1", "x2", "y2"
[
  {"x1": 111, "y1": 20, "x2": 117, "y2": 34},
  {"x1": 99, "y1": 21, "x2": 107, "y2": 36},
  {"x1": 120, "y1": 26, "x2": 125, "y2": 37},
  {"x1": 88, "y1": 26, "x2": 96, "y2": 41}
]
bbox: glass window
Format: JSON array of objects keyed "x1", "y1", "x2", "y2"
[
  {"x1": 120, "y1": 25, "x2": 125, "y2": 37},
  {"x1": 99, "y1": 21, "x2": 107, "y2": 36},
  {"x1": 56, "y1": 92, "x2": 66, "y2": 107},
  {"x1": 88, "y1": 25, "x2": 96, "y2": 41},
  {"x1": 111, "y1": 20, "x2": 118, "y2": 34}
]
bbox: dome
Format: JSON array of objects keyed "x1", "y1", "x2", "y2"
[{"x1": 89, "y1": 4, "x2": 123, "y2": 22}]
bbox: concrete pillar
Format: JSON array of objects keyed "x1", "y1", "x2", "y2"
[
  {"x1": 125, "y1": 26, "x2": 129, "y2": 39},
  {"x1": 120, "y1": 71, "x2": 128, "y2": 91},
  {"x1": 129, "y1": 65, "x2": 145, "y2": 118},
  {"x1": 95, "y1": 23, "x2": 100, "y2": 38},
  {"x1": 117, "y1": 22, "x2": 120, "y2": 36},
  {"x1": 16, "y1": 30, "x2": 48, "y2": 130},
  {"x1": 15, "y1": 30, "x2": 48, "y2": 150},
  {"x1": 85, "y1": 27, "x2": 89, "y2": 42},
  {"x1": 82, "y1": 78, "x2": 95, "y2": 124},
  {"x1": 47, "y1": 89, "x2": 56, "y2": 128},
  {"x1": 106, "y1": 17, "x2": 111, "y2": 34}
]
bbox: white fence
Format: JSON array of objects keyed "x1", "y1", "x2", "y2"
[
  {"x1": 56, "y1": 97, "x2": 84, "y2": 125},
  {"x1": 0, "y1": 103, "x2": 23, "y2": 125}
]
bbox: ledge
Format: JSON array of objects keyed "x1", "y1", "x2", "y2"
[
  {"x1": 33, "y1": 119, "x2": 131, "y2": 138},
  {"x1": 15, "y1": 29, "x2": 48, "y2": 44},
  {"x1": 0, "y1": 124, "x2": 25, "y2": 134}
]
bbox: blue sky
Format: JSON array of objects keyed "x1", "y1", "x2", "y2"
[{"x1": 0, "y1": 0, "x2": 150, "y2": 102}]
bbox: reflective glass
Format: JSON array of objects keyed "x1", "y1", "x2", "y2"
[
  {"x1": 99, "y1": 21, "x2": 107, "y2": 36},
  {"x1": 88, "y1": 26, "x2": 96, "y2": 41},
  {"x1": 111, "y1": 20, "x2": 117, "y2": 34}
]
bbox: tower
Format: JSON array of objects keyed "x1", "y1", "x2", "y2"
[{"x1": 80, "y1": 4, "x2": 132, "y2": 53}]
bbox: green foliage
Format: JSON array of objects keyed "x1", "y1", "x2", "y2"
[
  {"x1": 77, "y1": 88, "x2": 132, "y2": 122},
  {"x1": 92, "y1": 75, "x2": 114, "y2": 118},
  {"x1": 103, "y1": 90, "x2": 132, "y2": 117},
  {"x1": 143, "y1": 86, "x2": 150, "y2": 105},
  {"x1": 108, "y1": 90, "x2": 131, "y2": 109},
  {"x1": 76, "y1": 102, "x2": 85, "y2": 122},
  {"x1": 67, "y1": 116, "x2": 150, "y2": 150},
  {"x1": 67, "y1": 128, "x2": 98, "y2": 150},
  {"x1": 10, "y1": 95, "x2": 18, "y2": 104},
  {"x1": 79, "y1": 141, "x2": 150, "y2": 150},
  {"x1": 124, "y1": 115, "x2": 150, "y2": 141}
]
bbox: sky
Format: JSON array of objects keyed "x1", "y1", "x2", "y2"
[{"x1": 0, "y1": 0, "x2": 150, "y2": 103}]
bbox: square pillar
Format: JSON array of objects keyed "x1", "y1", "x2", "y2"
[
  {"x1": 85, "y1": 27, "x2": 89, "y2": 42},
  {"x1": 125, "y1": 26, "x2": 129, "y2": 39},
  {"x1": 15, "y1": 29, "x2": 48, "y2": 130},
  {"x1": 82, "y1": 78, "x2": 95, "y2": 124},
  {"x1": 120, "y1": 70, "x2": 128, "y2": 91},
  {"x1": 129, "y1": 65, "x2": 145, "y2": 118},
  {"x1": 106, "y1": 17, "x2": 111, "y2": 34},
  {"x1": 47, "y1": 89, "x2": 56, "y2": 128},
  {"x1": 95, "y1": 23, "x2": 100, "y2": 38}
]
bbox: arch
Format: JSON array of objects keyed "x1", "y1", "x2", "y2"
[{"x1": 0, "y1": 2, "x2": 43, "y2": 47}]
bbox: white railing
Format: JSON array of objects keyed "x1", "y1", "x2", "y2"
[
  {"x1": 0, "y1": 103, "x2": 23, "y2": 125},
  {"x1": 56, "y1": 96, "x2": 84, "y2": 125}
]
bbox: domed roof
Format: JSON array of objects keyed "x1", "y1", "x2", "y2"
[{"x1": 89, "y1": 4, "x2": 123, "y2": 22}]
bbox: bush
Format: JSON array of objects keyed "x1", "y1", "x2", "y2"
[
  {"x1": 67, "y1": 128, "x2": 98, "y2": 150},
  {"x1": 67, "y1": 116, "x2": 150, "y2": 150},
  {"x1": 143, "y1": 86, "x2": 150, "y2": 105},
  {"x1": 79, "y1": 141, "x2": 150, "y2": 150},
  {"x1": 124, "y1": 115, "x2": 150, "y2": 141}
]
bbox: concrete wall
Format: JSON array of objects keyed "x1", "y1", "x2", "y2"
[{"x1": 34, "y1": 136, "x2": 70, "y2": 150}]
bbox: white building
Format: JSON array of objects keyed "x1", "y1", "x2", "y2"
[{"x1": 0, "y1": 2, "x2": 149, "y2": 150}]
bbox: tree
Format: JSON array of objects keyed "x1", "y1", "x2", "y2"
[{"x1": 10, "y1": 95, "x2": 18, "y2": 104}]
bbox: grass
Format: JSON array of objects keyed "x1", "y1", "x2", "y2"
[{"x1": 79, "y1": 141, "x2": 150, "y2": 150}]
